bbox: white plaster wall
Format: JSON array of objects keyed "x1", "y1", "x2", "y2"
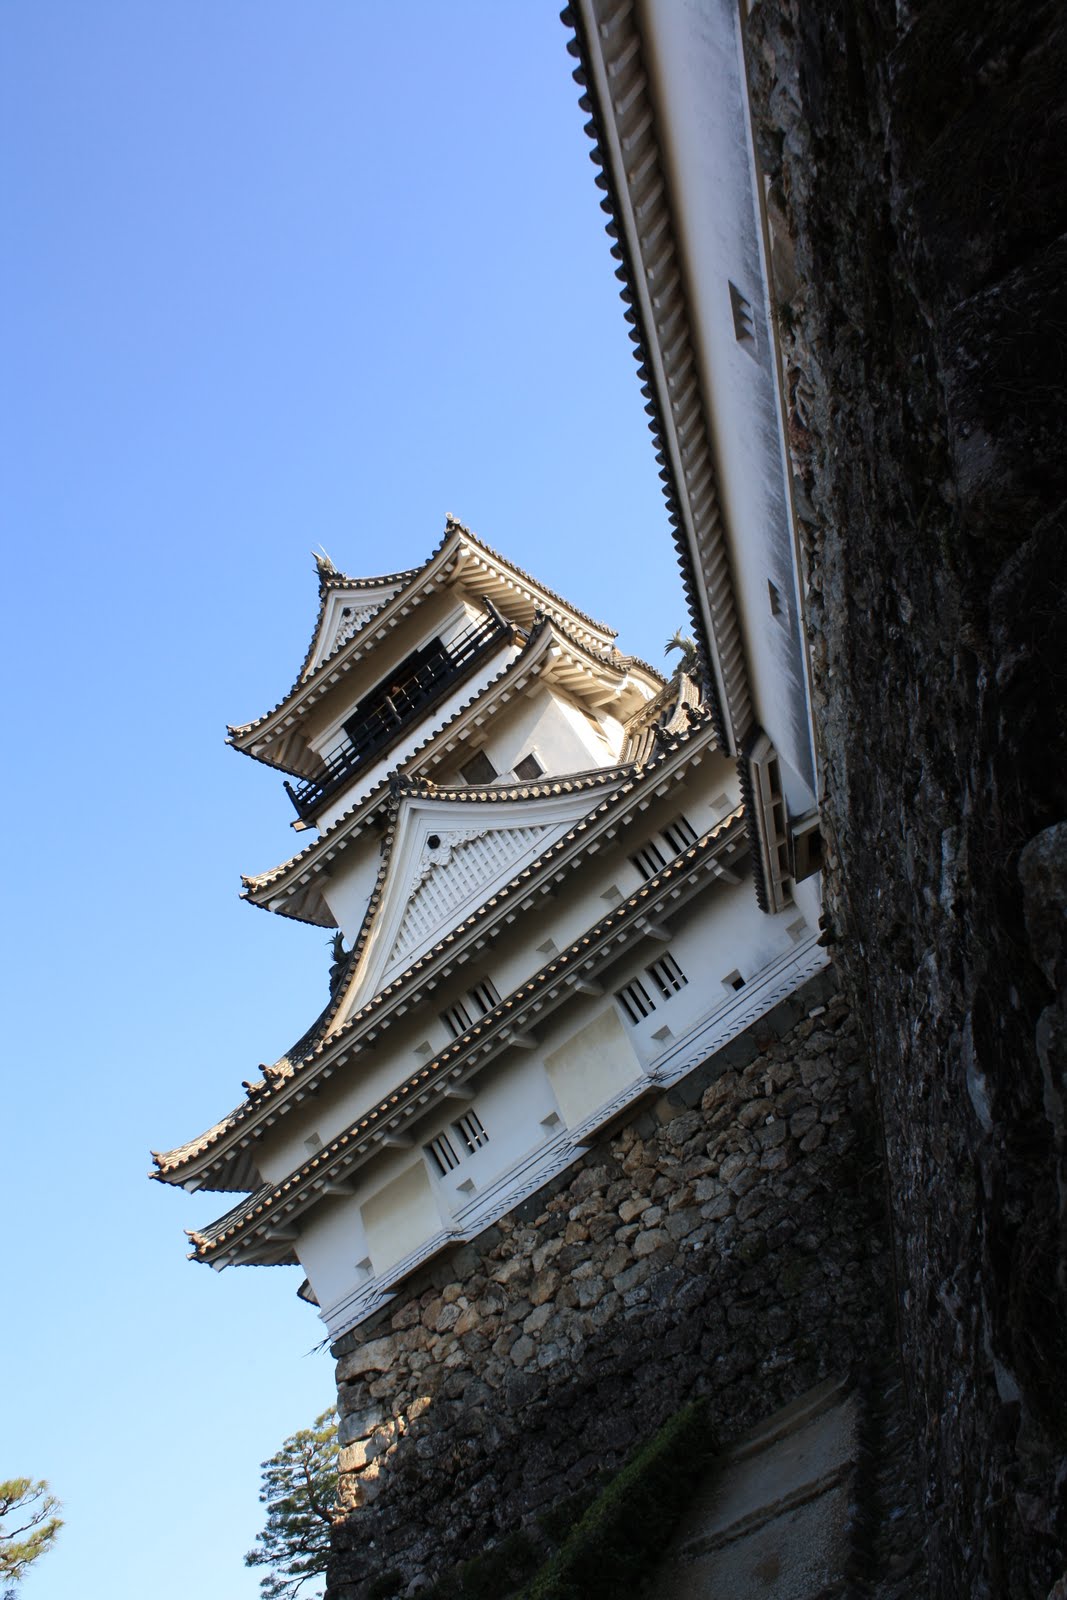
[
  {"x1": 361, "y1": 1162, "x2": 444, "y2": 1275},
  {"x1": 641, "y1": 0, "x2": 817, "y2": 799},
  {"x1": 602, "y1": 872, "x2": 801, "y2": 1064},
  {"x1": 421, "y1": 1056, "x2": 564, "y2": 1216},
  {"x1": 438, "y1": 686, "x2": 613, "y2": 785},
  {"x1": 544, "y1": 1008, "x2": 643, "y2": 1127},
  {"x1": 318, "y1": 834, "x2": 386, "y2": 943},
  {"x1": 295, "y1": 1194, "x2": 371, "y2": 1314}
]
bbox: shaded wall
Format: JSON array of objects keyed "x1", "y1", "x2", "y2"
[{"x1": 744, "y1": 2, "x2": 1067, "y2": 1593}]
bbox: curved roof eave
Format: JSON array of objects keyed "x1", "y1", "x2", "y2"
[
  {"x1": 226, "y1": 518, "x2": 622, "y2": 773},
  {"x1": 154, "y1": 712, "x2": 718, "y2": 1185}
]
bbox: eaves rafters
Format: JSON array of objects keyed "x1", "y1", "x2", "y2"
[
  {"x1": 187, "y1": 800, "x2": 748, "y2": 1266},
  {"x1": 152, "y1": 712, "x2": 719, "y2": 1187},
  {"x1": 561, "y1": 0, "x2": 755, "y2": 758}
]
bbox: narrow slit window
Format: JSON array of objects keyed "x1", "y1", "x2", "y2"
[
  {"x1": 427, "y1": 1132, "x2": 460, "y2": 1175},
  {"x1": 461, "y1": 750, "x2": 498, "y2": 786},
  {"x1": 468, "y1": 978, "x2": 500, "y2": 1017},
  {"x1": 661, "y1": 814, "x2": 698, "y2": 856},
  {"x1": 729, "y1": 281, "x2": 757, "y2": 349},
  {"x1": 454, "y1": 1109, "x2": 489, "y2": 1154},
  {"x1": 631, "y1": 841, "x2": 666, "y2": 882},
  {"x1": 648, "y1": 952, "x2": 688, "y2": 998},
  {"x1": 514, "y1": 753, "x2": 543, "y2": 781},
  {"x1": 767, "y1": 580, "x2": 784, "y2": 619},
  {"x1": 617, "y1": 977, "x2": 657, "y2": 1025},
  {"x1": 442, "y1": 1000, "x2": 473, "y2": 1038}
]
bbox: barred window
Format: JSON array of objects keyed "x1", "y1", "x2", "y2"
[
  {"x1": 648, "y1": 952, "x2": 687, "y2": 998},
  {"x1": 617, "y1": 977, "x2": 657, "y2": 1025},
  {"x1": 661, "y1": 814, "x2": 698, "y2": 855},
  {"x1": 454, "y1": 1109, "x2": 489, "y2": 1154},
  {"x1": 631, "y1": 841, "x2": 666, "y2": 882},
  {"x1": 441, "y1": 1000, "x2": 472, "y2": 1038},
  {"x1": 427, "y1": 1132, "x2": 460, "y2": 1175},
  {"x1": 514, "y1": 753, "x2": 543, "y2": 781},
  {"x1": 468, "y1": 978, "x2": 500, "y2": 1017}
]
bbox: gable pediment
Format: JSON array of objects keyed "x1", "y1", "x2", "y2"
[
  {"x1": 305, "y1": 583, "x2": 405, "y2": 679},
  {"x1": 335, "y1": 785, "x2": 620, "y2": 1023}
]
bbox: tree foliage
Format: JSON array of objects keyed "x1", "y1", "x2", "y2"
[
  {"x1": 0, "y1": 1478, "x2": 62, "y2": 1599},
  {"x1": 245, "y1": 1412, "x2": 339, "y2": 1600}
]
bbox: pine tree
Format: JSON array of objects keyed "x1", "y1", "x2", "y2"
[
  {"x1": 0, "y1": 1479, "x2": 62, "y2": 1599},
  {"x1": 245, "y1": 1412, "x2": 339, "y2": 1600}
]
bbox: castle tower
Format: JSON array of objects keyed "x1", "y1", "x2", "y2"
[{"x1": 154, "y1": 518, "x2": 825, "y2": 1343}]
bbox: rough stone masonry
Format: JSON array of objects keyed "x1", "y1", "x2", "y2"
[
  {"x1": 743, "y1": 0, "x2": 1067, "y2": 1594},
  {"x1": 326, "y1": 974, "x2": 891, "y2": 1597}
]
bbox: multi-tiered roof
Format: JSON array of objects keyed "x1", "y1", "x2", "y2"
[{"x1": 156, "y1": 520, "x2": 819, "y2": 1336}]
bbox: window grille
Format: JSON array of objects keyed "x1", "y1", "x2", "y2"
[
  {"x1": 427, "y1": 1132, "x2": 460, "y2": 1175},
  {"x1": 514, "y1": 752, "x2": 543, "y2": 781},
  {"x1": 461, "y1": 750, "x2": 498, "y2": 786},
  {"x1": 442, "y1": 1000, "x2": 472, "y2": 1038},
  {"x1": 453, "y1": 1109, "x2": 489, "y2": 1154},
  {"x1": 661, "y1": 814, "x2": 698, "y2": 855},
  {"x1": 468, "y1": 978, "x2": 500, "y2": 1017},
  {"x1": 617, "y1": 977, "x2": 657, "y2": 1025},
  {"x1": 648, "y1": 952, "x2": 687, "y2": 998},
  {"x1": 631, "y1": 841, "x2": 666, "y2": 882}
]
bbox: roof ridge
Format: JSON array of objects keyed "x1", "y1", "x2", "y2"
[{"x1": 228, "y1": 521, "x2": 626, "y2": 753}]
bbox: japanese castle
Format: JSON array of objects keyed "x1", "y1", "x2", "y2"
[{"x1": 154, "y1": 517, "x2": 826, "y2": 1343}]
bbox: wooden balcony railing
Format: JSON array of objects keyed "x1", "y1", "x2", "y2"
[{"x1": 284, "y1": 605, "x2": 511, "y2": 820}]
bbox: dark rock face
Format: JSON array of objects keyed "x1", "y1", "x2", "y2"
[
  {"x1": 326, "y1": 978, "x2": 890, "y2": 1598},
  {"x1": 744, "y1": 2, "x2": 1067, "y2": 1593}
]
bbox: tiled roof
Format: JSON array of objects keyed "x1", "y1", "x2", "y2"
[
  {"x1": 227, "y1": 518, "x2": 620, "y2": 758},
  {"x1": 560, "y1": 3, "x2": 742, "y2": 756},
  {"x1": 153, "y1": 711, "x2": 717, "y2": 1182},
  {"x1": 186, "y1": 798, "x2": 747, "y2": 1261},
  {"x1": 292, "y1": 556, "x2": 421, "y2": 686},
  {"x1": 240, "y1": 613, "x2": 665, "y2": 924},
  {"x1": 623, "y1": 670, "x2": 703, "y2": 765}
]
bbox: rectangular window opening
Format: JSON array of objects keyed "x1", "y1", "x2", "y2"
[
  {"x1": 767, "y1": 580, "x2": 784, "y2": 619},
  {"x1": 461, "y1": 750, "x2": 498, "y2": 786},
  {"x1": 427, "y1": 1132, "x2": 460, "y2": 1175},
  {"x1": 723, "y1": 969, "x2": 746, "y2": 992},
  {"x1": 617, "y1": 977, "x2": 657, "y2": 1026},
  {"x1": 648, "y1": 952, "x2": 688, "y2": 999},
  {"x1": 631, "y1": 841, "x2": 666, "y2": 882},
  {"x1": 468, "y1": 978, "x2": 500, "y2": 1017},
  {"x1": 454, "y1": 1109, "x2": 489, "y2": 1154},
  {"x1": 729, "y1": 280, "x2": 757, "y2": 348},
  {"x1": 442, "y1": 1001, "x2": 473, "y2": 1039},
  {"x1": 514, "y1": 752, "x2": 544, "y2": 781},
  {"x1": 661, "y1": 814, "x2": 698, "y2": 856}
]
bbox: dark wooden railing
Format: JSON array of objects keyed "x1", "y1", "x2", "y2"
[{"x1": 285, "y1": 605, "x2": 511, "y2": 820}]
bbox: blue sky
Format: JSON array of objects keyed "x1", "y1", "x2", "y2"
[{"x1": 1, "y1": 6, "x2": 686, "y2": 1597}]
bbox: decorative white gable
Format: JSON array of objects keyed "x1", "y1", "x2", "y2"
[
  {"x1": 388, "y1": 823, "x2": 552, "y2": 972},
  {"x1": 336, "y1": 786, "x2": 623, "y2": 1022},
  {"x1": 305, "y1": 583, "x2": 406, "y2": 678}
]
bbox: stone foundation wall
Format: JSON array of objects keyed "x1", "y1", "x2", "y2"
[
  {"x1": 326, "y1": 973, "x2": 890, "y2": 1598},
  {"x1": 744, "y1": 2, "x2": 1067, "y2": 1594}
]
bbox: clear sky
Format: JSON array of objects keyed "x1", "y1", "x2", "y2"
[{"x1": 1, "y1": 6, "x2": 687, "y2": 1598}]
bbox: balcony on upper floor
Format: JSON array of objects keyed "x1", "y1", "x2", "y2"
[{"x1": 284, "y1": 603, "x2": 513, "y2": 821}]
